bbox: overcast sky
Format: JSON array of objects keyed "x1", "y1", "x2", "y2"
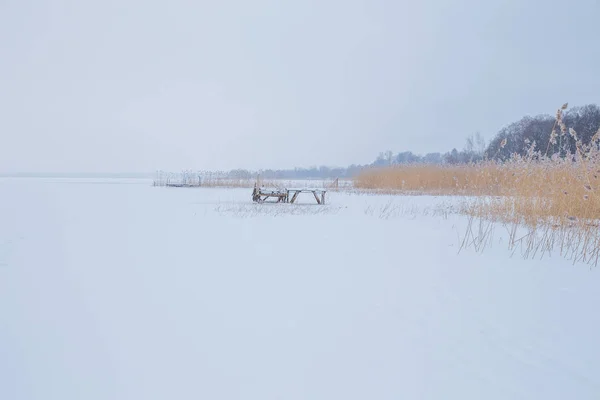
[{"x1": 1, "y1": 0, "x2": 598, "y2": 173}]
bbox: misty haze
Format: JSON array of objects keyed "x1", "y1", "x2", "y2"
[{"x1": 2, "y1": 1, "x2": 600, "y2": 399}]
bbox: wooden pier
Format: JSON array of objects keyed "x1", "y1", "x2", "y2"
[{"x1": 252, "y1": 186, "x2": 327, "y2": 205}]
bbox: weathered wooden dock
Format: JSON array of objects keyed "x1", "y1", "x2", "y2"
[{"x1": 252, "y1": 186, "x2": 327, "y2": 204}]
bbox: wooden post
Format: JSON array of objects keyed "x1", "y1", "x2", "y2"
[
  {"x1": 290, "y1": 191, "x2": 300, "y2": 204},
  {"x1": 321, "y1": 192, "x2": 326, "y2": 205},
  {"x1": 313, "y1": 191, "x2": 321, "y2": 204}
]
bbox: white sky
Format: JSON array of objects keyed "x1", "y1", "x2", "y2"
[{"x1": 1, "y1": 0, "x2": 599, "y2": 173}]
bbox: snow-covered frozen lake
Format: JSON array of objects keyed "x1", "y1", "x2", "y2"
[{"x1": 1, "y1": 177, "x2": 599, "y2": 399}]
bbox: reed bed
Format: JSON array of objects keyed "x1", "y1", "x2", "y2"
[{"x1": 355, "y1": 104, "x2": 600, "y2": 265}]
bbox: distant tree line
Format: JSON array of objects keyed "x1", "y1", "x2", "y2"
[
  {"x1": 486, "y1": 104, "x2": 600, "y2": 160},
  {"x1": 217, "y1": 103, "x2": 600, "y2": 179},
  {"x1": 369, "y1": 103, "x2": 600, "y2": 166},
  {"x1": 371, "y1": 131, "x2": 488, "y2": 167},
  {"x1": 223, "y1": 165, "x2": 365, "y2": 180}
]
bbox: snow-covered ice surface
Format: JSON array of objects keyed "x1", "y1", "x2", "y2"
[{"x1": 1, "y1": 178, "x2": 599, "y2": 400}]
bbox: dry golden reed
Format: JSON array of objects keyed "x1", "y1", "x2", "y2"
[
  {"x1": 354, "y1": 163, "x2": 510, "y2": 195},
  {"x1": 355, "y1": 108, "x2": 600, "y2": 221}
]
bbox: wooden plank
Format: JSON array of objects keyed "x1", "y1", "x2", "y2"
[
  {"x1": 263, "y1": 194, "x2": 284, "y2": 202},
  {"x1": 258, "y1": 193, "x2": 286, "y2": 199},
  {"x1": 287, "y1": 188, "x2": 325, "y2": 193}
]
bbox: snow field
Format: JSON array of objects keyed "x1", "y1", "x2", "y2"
[{"x1": 1, "y1": 178, "x2": 599, "y2": 399}]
